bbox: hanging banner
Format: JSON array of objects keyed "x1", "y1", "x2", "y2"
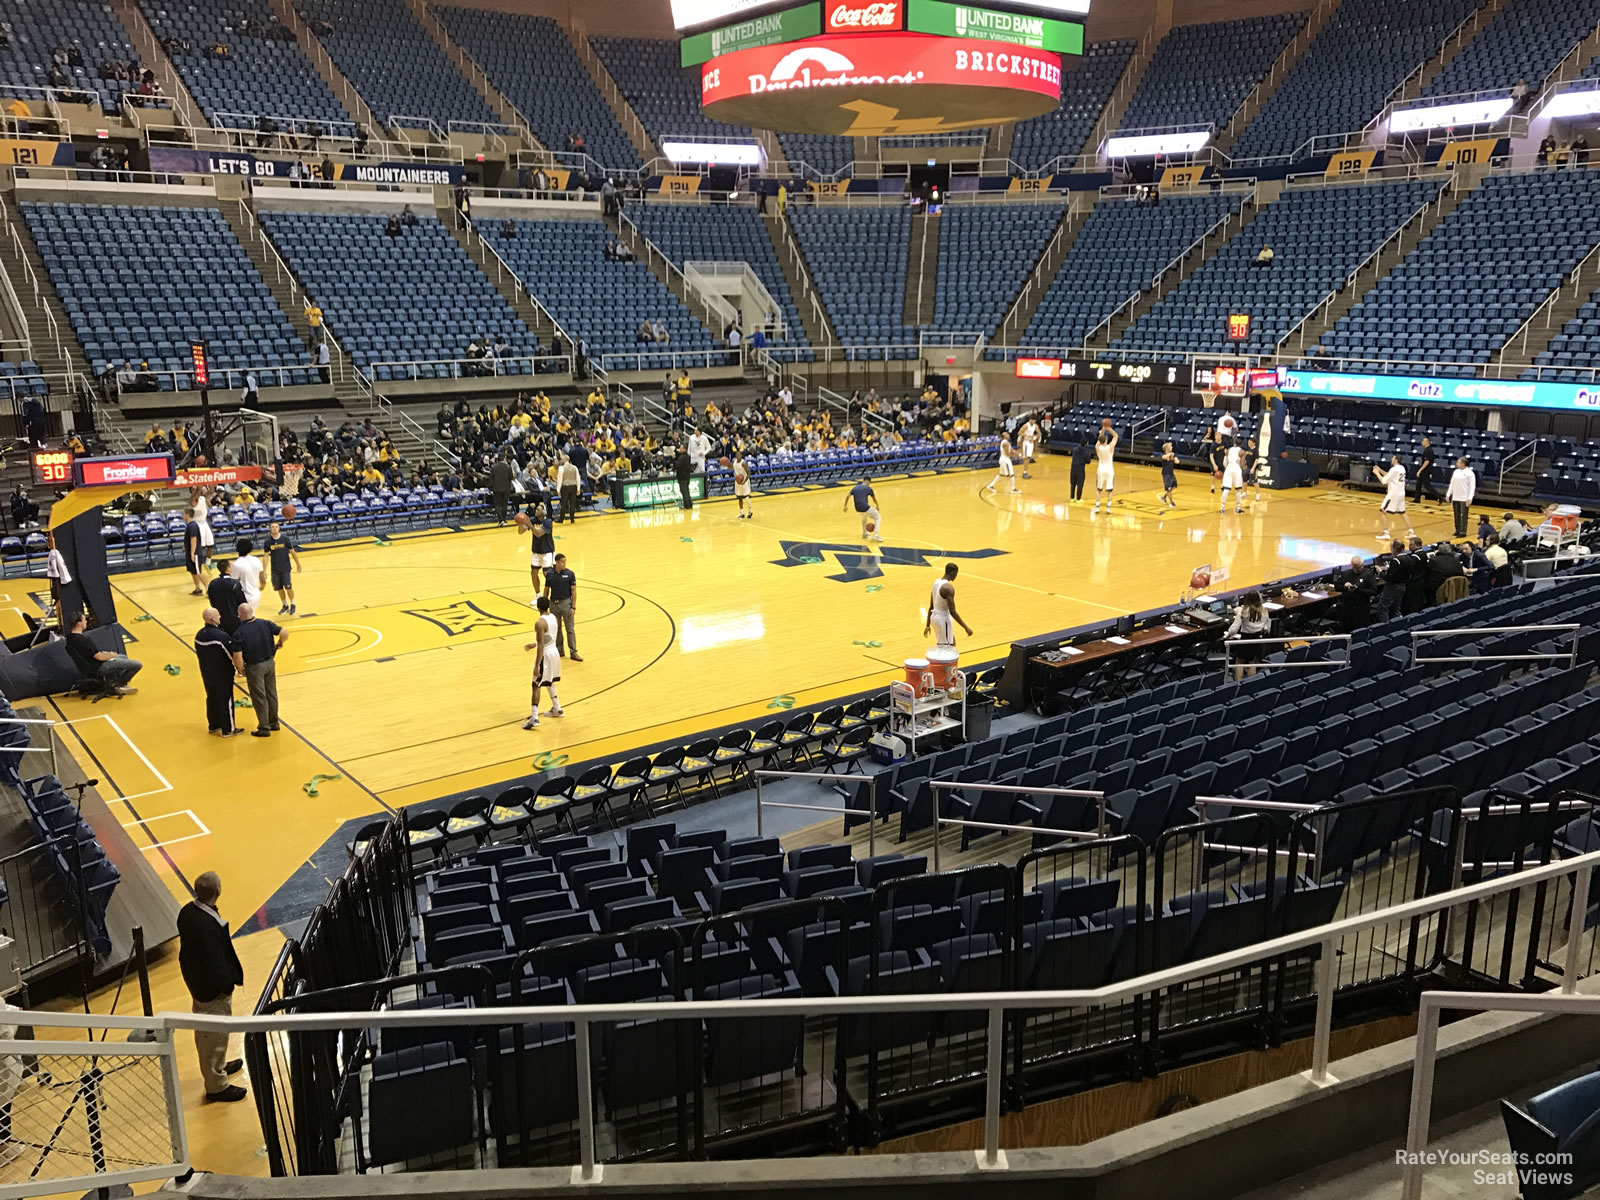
[
  {"x1": 808, "y1": 179, "x2": 850, "y2": 197},
  {"x1": 658, "y1": 174, "x2": 704, "y2": 197},
  {"x1": 146, "y1": 146, "x2": 467, "y2": 184}
]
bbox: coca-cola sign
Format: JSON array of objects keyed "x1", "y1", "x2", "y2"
[{"x1": 827, "y1": 1, "x2": 903, "y2": 31}]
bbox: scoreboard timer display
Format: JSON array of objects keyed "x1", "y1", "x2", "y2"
[{"x1": 30, "y1": 448, "x2": 74, "y2": 487}]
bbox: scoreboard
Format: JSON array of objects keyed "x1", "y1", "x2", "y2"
[{"x1": 683, "y1": 0, "x2": 1085, "y2": 63}]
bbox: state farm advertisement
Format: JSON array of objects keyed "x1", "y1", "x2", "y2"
[
  {"x1": 175, "y1": 465, "x2": 264, "y2": 488},
  {"x1": 827, "y1": 1, "x2": 903, "y2": 32},
  {"x1": 701, "y1": 33, "x2": 1062, "y2": 105}
]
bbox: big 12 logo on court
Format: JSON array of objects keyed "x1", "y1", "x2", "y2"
[{"x1": 827, "y1": 1, "x2": 902, "y2": 31}]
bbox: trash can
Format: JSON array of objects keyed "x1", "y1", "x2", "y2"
[{"x1": 965, "y1": 693, "x2": 994, "y2": 742}]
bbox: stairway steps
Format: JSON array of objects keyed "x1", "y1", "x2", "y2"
[{"x1": 763, "y1": 211, "x2": 835, "y2": 349}]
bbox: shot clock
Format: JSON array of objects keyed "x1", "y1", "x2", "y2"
[{"x1": 29, "y1": 448, "x2": 74, "y2": 487}]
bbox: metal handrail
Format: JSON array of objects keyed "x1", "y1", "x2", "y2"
[
  {"x1": 1410, "y1": 625, "x2": 1582, "y2": 667},
  {"x1": 1276, "y1": 176, "x2": 1453, "y2": 357},
  {"x1": 571, "y1": 29, "x2": 658, "y2": 163},
  {"x1": 1216, "y1": 0, "x2": 1338, "y2": 150},
  {"x1": 1502, "y1": 236, "x2": 1600, "y2": 363},
  {"x1": 1403, "y1": 985, "x2": 1600, "y2": 1200},
  {"x1": 1222, "y1": 634, "x2": 1353, "y2": 672},
  {"x1": 27, "y1": 844, "x2": 1600, "y2": 1176},
  {"x1": 755, "y1": 768, "x2": 877, "y2": 856},
  {"x1": 1498, "y1": 438, "x2": 1539, "y2": 492},
  {"x1": 465, "y1": 221, "x2": 577, "y2": 352},
  {"x1": 928, "y1": 782, "x2": 1109, "y2": 872},
  {"x1": 364, "y1": 355, "x2": 572, "y2": 380},
  {"x1": 1082, "y1": 196, "x2": 1251, "y2": 350}
]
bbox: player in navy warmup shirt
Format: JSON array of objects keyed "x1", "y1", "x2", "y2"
[{"x1": 265, "y1": 521, "x2": 301, "y2": 616}]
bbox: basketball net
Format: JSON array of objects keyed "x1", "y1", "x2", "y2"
[
  {"x1": 1200, "y1": 388, "x2": 1220, "y2": 410},
  {"x1": 282, "y1": 463, "x2": 305, "y2": 497}
]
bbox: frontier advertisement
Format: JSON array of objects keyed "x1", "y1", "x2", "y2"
[
  {"x1": 907, "y1": 0, "x2": 1083, "y2": 53},
  {"x1": 1281, "y1": 369, "x2": 1600, "y2": 413}
]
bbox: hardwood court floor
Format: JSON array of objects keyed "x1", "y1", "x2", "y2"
[{"x1": 5, "y1": 460, "x2": 1545, "y2": 926}]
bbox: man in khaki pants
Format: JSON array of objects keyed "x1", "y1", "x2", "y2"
[{"x1": 177, "y1": 872, "x2": 246, "y2": 1101}]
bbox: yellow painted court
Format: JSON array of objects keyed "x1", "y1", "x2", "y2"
[{"x1": 3, "y1": 457, "x2": 1539, "y2": 925}]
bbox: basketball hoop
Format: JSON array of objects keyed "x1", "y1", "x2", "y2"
[{"x1": 1200, "y1": 387, "x2": 1220, "y2": 410}]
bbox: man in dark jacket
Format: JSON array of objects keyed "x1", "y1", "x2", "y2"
[
  {"x1": 178, "y1": 871, "x2": 246, "y2": 1101},
  {"x1": 674, "y1": 444, "x2": 694, "y2": 509},
  {"x1": 488, "y1": 454, "x2": 514, "y2": 524},
  {"x1": 1069, "y1": 435, "x2": 1094, "y2": 503},
  {"x1": 207, "y1": 560, "x2": 246, "y2": 634}
]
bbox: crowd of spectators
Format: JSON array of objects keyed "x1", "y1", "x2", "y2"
[{"x1": 1330, "y1": 517, "x2": 1534, "y2": 628}]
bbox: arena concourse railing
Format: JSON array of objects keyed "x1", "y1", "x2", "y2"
[
  {"x1": 363, "y1": 354, "x2": 574, "y2": 384},
  {"x1": 1402, "y1": 988, "x2": 1600, "y2": 1200},
  {"x1": 1223, "y1": 634, "x2": 1353, "y2": 674},
  {"x1": 928, "y1": 782, "x2": 1109, "y2": 870},
  {"x1": 1410, "y1": 625, "x2": 1583, "y2": 668},
  {"x1": 12, "y1": 833, "x2": 1599, "y2": 1191},
  {"x1": 1276, "y1": 175, "x2": 1458, "y2": 357}
]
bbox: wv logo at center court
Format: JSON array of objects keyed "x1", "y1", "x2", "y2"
[{"x1": 772, "y1": 541, "x2": 1007, "y2": 583}]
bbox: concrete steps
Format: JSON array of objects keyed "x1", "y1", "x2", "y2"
[
  {"x1": 998, "y1": 196, "x2": 1094, "y2": 345},
  {"x1": 566, "y1": 27, "x2": 658, "y2": 167},
  {"x1": 1279, "y1": 171, "x2": 1483, "y2": 359},
  {"x1": 439, "y1": 206, "x2": 563, "y2": 353},
  {"x1": 403, "y1": 0, "x2": 541, "y2": 154},
  {"x1": 1213, "y1": 0, "x2": 1343, "y2": 158},
  {"x1": 106, "y1": 0, "x2": 204, "y2": 128},
  {"x1": 609, "y1": 211, "x2": 722, "y2": 342},
  {"x1": 0, "y1": 196, "x2": 89, "y2": 387},
  {"x1": 1089, "y1": 193, "x2": 1264, "y2": 349},
  {"x1": 1389, "y1": 0, "x2": 1513, "y2": 109},
  {"x1": 271, "y1": 0, "x2": 381, "y2": 133},
  {"x1": 762, "y1": 211, "x2": 836, "y2": 349},
  {"x1": 1079, "y1": 31, "x2": 1156, "y2": 159},
  {"x1": 904, "y1": 212, "x2": 941, "y2": 329}
]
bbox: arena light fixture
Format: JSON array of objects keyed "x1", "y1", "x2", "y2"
[
  {"x1": 1104, "y1": 129, "x2": 1210, "y2": 158},
  {"x1": 662, "y1": 139, "x2": 766, "y2": 166},
  {"x1": 1389, "y1": 96, "x2": 1514, "y2": 134},
  {"x1": 1544, "y1": 87, "x2": 1600, "y2": 119}
]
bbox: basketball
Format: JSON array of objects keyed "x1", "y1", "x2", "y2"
[
  {"x1": 1190, "y1": 568, "x2": 1212, "y2": 590},
  {"x1": 281, "y1": 502, "x2": 297, "y2": 521},
  {"x1": 193, "y1": 454, "x2": 207, "y2": 468},
  {"x1": 865, "y1": 521, "x2": 876, "y2": 534},
  {"x1": 514, "y1": 511, "x2": 532, "y2": 531},
  {"x1": 719, "y1": 456, "x2": 731, "y2": 467}
]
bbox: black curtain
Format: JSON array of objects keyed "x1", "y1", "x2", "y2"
[{"x1": 52, "y1": 508, "x2": 119, "y2": 647}]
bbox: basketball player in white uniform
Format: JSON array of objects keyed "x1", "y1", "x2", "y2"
[
  {"x1": 522, "y1": 595, "x2": 564, "y2": 729},
  {"x1": 1373, "y1": 454, "x2": 1415, "y2": 541},
  {"x1": 1019, "y1": 418, "x2": 1039, "y2": 480},
  {"x1": 732, "y1": 452, "x2": 753, "y2": 520},
  {"x1": 1219, "y1": 443, "x2": 1246, "y2": 514},
  {"x1": 985, "y1": 435, "x2": 1020, "y2": 494},
  {"x1": 1090, "y1": 424, "x2": 1117, "y2": 513},
  {"x1": 923, "y1": 563, "x2": 973, "y2": 647}
]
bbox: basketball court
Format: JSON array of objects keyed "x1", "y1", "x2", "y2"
[{"x1": 3, "y1": 457, "x2": 1540, "y2": 922}]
